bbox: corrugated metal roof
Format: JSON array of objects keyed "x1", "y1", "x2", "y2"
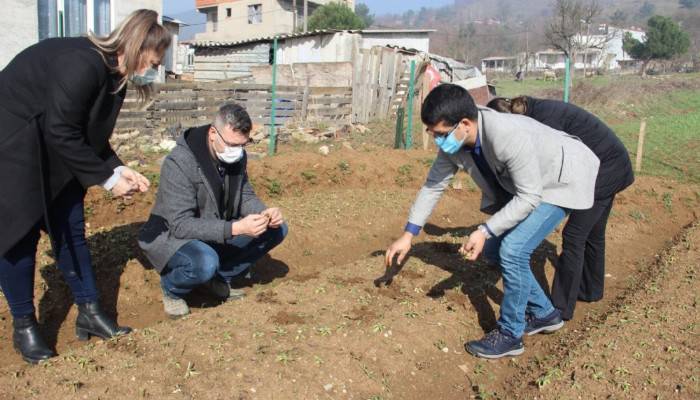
[
  {"x1": 192, "y1": 29, "x2": 435, "y2": 48},
  {"x1": 482, "y1": 56, "x2": 517, "y2": 61},
  {"x1": 192, "y1": 30, "x2": 339, "y2": 47}
]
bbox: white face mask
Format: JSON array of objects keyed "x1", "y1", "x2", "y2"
[
  {"x1": 214, "y1": 127, "x2": 245, "y2": 163},
  {"x1": 130, "y1": 67, "x2": 158, "y2": 86},
  {"x1": 216, "y1": 145, "x2": 244, "y2": 164}
]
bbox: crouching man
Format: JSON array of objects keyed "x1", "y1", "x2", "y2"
[
  {"x1": 385, "y1": 85, "x2": 600, "y2": 359},
  {"x1": 139, "y1": 103, "x2": 287, "y2": 318}
]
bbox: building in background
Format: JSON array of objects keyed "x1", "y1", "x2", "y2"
[
  {"x1": 1, "y1": 0, "x2": 163, "y2": 70},
  {"x1": 162, "y1": 15, "x2": 186, "y2": 77},
  {"x1": 194, "y1": 0, "x2": 355, "y2": 43},
  {"x1": 192, "y1": 29, "x2": 433, "y2": 82}
]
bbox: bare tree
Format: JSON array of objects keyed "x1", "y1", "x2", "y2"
[{"x1": 545, "y1": 0, "x2": 608, "y2": 93}]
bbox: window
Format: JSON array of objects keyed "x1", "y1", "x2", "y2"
[
  {"x1": 226, "y1": 8, "x2": 232, "y2": 18},
  {"x1": 93, "y1": 0, "x2": 110, "y2": 36},
  {"x1": 208, "y1": 9, "x2": 218, "y2": 32},
  {"x1": 248, "y1": 4, "x2": 262, "y2": 24},
  {"x1": 38, "y1": 0, "x2": 59, "y2": 40},
  {"x1": 64, "y1": 0, "x2": 87, "y2": 37},
  {"x1": 38, "y1": 0, "x2": 111, "y2": 39}
]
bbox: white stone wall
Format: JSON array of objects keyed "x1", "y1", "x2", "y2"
[{"x1": 0, "y1": 0, "x2": 39, "y2": 70}]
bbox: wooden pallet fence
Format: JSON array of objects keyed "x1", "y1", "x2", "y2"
[
  {"x1": 352, "y1": 47, "x2": 407, "y2": 124},
  {"x1": 116, "y1": 83, "x2": 353, "y2": 131}
]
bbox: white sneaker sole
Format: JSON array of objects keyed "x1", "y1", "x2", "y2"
[
  {"x1": 471, "y1": 347, "x2": 525, "y2": 359},
  {"x1": 526, "y1": 320, "x2": 564, "y2": 336}
]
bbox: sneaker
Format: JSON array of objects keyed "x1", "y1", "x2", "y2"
[
  {"x1": 199, "y1": 278, "x2": 230, "y2": 299},
  {"x1": 162, "y1": 291, "x2": 189, "y2": 319},
  {"x1": 465, "y1": 329, "x2": 524, "y2": 359},
  {"x1": 524, "y1": 309, "x2": 564, "y2": 336},
  {"x1": 228, "y1": 287, "x2": 246, "y2": 301},
  {"x1": 199, "y1": 278, "x2": 246, "y2": 301}
]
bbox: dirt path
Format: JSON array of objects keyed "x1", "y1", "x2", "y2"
[
  {"x1": 504, "y1": 221, "x2": 700, "y2": 399},
  {"x1": 0, "y1": 148, "x2": 698, "y2": 399}
]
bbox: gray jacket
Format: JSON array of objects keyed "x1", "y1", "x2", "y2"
[
  {"x1": 138, "y1": 125, "x2": 266, "y2": 272},
  {"x1": 408, "y1": 107, "x2": 600, "y2": 237}
]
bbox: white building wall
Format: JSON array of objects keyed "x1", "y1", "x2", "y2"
[
  {"x1": 0, "y1": 0, "x2": 39, "y2": 70},
  {"x1": 112, "y1": 0, "x2": 162, "y2": 28},
  {"x1": 276, "y1": 32, "x2": 358, "y2": 64}
]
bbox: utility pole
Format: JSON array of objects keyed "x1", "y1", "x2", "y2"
[
  {"x1": 292, "y1": 0, "x2": 297, "y2": 32},
  {"x1": 525, "y1": 28, "x2": 529, "y2": 77},
  {"x1": 303, "y1": 0, "x2": 308, "y2": 33}
]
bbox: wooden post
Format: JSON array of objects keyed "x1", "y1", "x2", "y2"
[
  {"x1": 268, "y1": 37, "x2": 278, "y2": 156},
  {"x1": 303, "y1": 0, "x2": 308, "y2": 33},
  {"x1": 635, "y1": 119, "x2": 647, "y2": 173},
  {"x1": 564, "y1": 56, "x2": 571, "y2": 103},
  {"x1": 405, "y1": 60, "x2": 416, "y2": 150},
  {"x1": 301, "y1": 76, "x2": 310, "y2": 124},
  {"x1": 395, "y1": 108, "x2": 405, "y2": 149},
  {"x1": 419, "y1": 63, "x2": 430, "y2": 151}
]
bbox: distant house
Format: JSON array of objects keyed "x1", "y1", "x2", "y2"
[
  {"x1": 532, "y1": 26, "x2": 646, "y2": 72},
  {"x1": 481, "y1": 56, "x2": 517, "y2": 73},
  {"x1": 2, "y1": 0, "x2": 163, "y2": 70},
  {"x1": 191, "y1": 29, "x2": 434, "y2": 82},
  {"x1": 194, "y1": 0, "x2": 355, "y2": 43}
]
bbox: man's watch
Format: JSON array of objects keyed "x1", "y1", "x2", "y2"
[{"x1": 477, "y1": 224, "x2": 492, "y2": 239}]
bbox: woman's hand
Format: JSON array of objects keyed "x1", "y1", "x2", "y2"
[
  {"x1": 120, "y1": 167, "x2": 150, "y2": 193},
  {"x1": 110, "y1": 175, "x2": 138, "y2": 198}
]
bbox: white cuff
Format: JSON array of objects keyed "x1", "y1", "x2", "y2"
[{"x1": 101, "y1": 166, "x2": 127, "y2": 191}]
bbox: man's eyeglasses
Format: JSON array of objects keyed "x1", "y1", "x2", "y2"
[
  {"x1": 426, "y1": 122, "x2": 460, "y2": 138},
  {"x1": 214, "y1": 126, "x2": 252, "y2": 147}
]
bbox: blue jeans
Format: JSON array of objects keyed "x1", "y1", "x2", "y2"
[
  {"x1": 482, "y1": 203, "x2": 567, "y2": 338},
  {"x1": 161, "y1": 223, "x2": 288, "y2": 299},
  {"x1": 0, "y1": 180, "x2": 99, "y2": 318}
]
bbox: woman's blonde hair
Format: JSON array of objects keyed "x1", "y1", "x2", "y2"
[{"x1": 88, "y1": 9, "x2": 171, "y2": 101}]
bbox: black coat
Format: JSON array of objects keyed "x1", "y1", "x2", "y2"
[
  {"x1": 524, "y1": 97, "x2": 634, "y2": 199},
  {"x1": 0, "y1": 37, "x2": 126, "y2": 256}
]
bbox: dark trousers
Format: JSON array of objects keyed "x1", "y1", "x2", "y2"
[
  {"x1": 161, "y1": 223, "x2": 288, "y2": 299},
  {"x1": 0, "y1": 180, "x2": 98, "y2": 318},
  {"x1": 551, "y1": 195, "x2": 615, "y2": 320}
]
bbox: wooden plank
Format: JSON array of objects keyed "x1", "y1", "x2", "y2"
[
  {"x1": 153, "y1": 108, "x2": 298, "y2": 120},
  {"x1": 369, "y1": 47, "x2": 382, "y2": 121},
  {"x1": 307, "y1": 96, "x2": 352, "y2": 105},
  {"x1": 309, "y1": 87, "x2": 352, "y2": 96},
  {"x1": 351, "y1": 50, "x2": 363, "y2": 124},
  {"x1": 359, "y1": 50, "x2": 371, "y2": 123},
  {"x1": 306, "y1": 106, "x2": 352, "y2": 117},
  {"x1": 301, "y1": 77, "x2": 310, "y2": 122}
]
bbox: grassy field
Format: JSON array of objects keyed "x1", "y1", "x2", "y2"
[{"x1": 492, "y1": 73, "x2": 700, "y2": 183}]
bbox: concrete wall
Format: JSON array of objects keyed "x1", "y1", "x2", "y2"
[
  {"x1": 194, "y1": 42, "x2": 271, "y2": 82},
  {"x1": 250, "y1": 62, "x2": 353, "y2": 87},
  {"x1": 196, "y1": 0, "x2": 296, "y2": 42},
  {"x1": 277, "y1": 32, "x2": 357, "y2": 64},
  {"x1": 1, "y1": 0, "x2": 38, "y2": 70}
]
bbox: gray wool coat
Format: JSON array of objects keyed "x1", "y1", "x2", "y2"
[{"x1": 138, "y1": 125, "x2": 266, "y2": 272}]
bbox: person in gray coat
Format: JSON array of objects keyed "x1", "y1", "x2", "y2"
[
  {"x1": 385, "y1": 84, "x2": 600, "y2": 359},
  {"x1": 139, "y1": 103, "x2": 287, "y2": 318}
]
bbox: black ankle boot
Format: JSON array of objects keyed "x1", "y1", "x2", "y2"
[
  {"x1": 75, "y1": 302, "x2": 132, "y2": 341},
  {"x1": 12, "y1": 314, "x2": 56, "y2": 364}
]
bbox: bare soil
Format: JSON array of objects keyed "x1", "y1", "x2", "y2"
[{"x1": 0, "y1": 146, "x2": 698, "y2": 399}]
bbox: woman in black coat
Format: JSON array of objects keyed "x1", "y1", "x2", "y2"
[
  {"x1": 487, "y1": 96, "x2": 634, "y2": 321},
  {"x1": 0, "y1": 10, "x2": 170, "y2": 364}
]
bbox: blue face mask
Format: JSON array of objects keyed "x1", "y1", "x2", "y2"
[
  {"x1": 130, "y1": 67, "x2": 158, "y2": 87},
  {"x1": 434, "y1": 123, "x2": 465, "y2": 154}
]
